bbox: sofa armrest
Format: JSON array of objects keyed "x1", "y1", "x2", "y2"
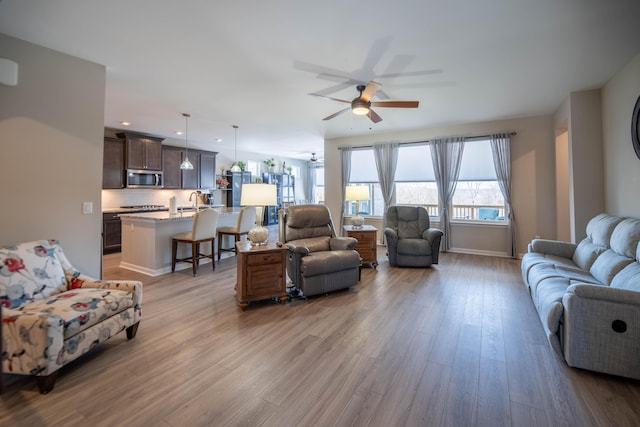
[
  {"x1": 329, "y1": 237, "x2": 357, "y2": 251},
  {"x1": 2, "y1": 309, "x2": 65, "y2": 376},
  {"x1": 422, "y1": 228, "x2": 444, "y2": 244},
  {"x1": 529, "y1": 239, "x2": 577, "y2": 258},
  {"x1": 565, "y1": 283, "x2": 640, "y2": 305},
  {"x1": 285, "y1": 241, "x2": 310, "y2": 256},
  {"x1": 68, "y1": 274, "x2": 143, "y2": 316},
  {"x1": 562, "y1": 283, "x2": 640, "y2": 379},
  {"x1": 383, "y1": 228, "x2": 398, "y2": 246}
]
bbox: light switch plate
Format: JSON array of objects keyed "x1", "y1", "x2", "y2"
[{"x1": 82, "y1": 202, "x2": 93, "y2": 214}]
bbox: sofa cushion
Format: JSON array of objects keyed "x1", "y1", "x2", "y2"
[
  {"x1": 610, "y1": 263, "x2": 640, "y2": 292},
  {"x1": 300, "y1": 250, "x2": 361, "y2": 277},
  {"x1": 528, "y1": 262, "x2": 600, "y2": 295},
  {"x1": 586, "y1": 214, "x2": 624, "y2": 247},
  {"x1": 533, "y1": 277, "x2": 571, "y2": 335},
  {"x1": 0, "y1": 240, "x2": 67, "y2": 309},
  {"x1": 589, "y1": 249, "x2": 634, "y2": 286},
  {"x1": 610, "y1": 218, "x2": 640, "y2": 259},
  {"x1": 572, "y1": 239, "x2": 607, "y2": 270},
  {"x1": 19, "y1": 288, "x2": 133, "y2": 339},
  {"x1": 397, "y1": 238, "x2": 432, "y2": 256}
]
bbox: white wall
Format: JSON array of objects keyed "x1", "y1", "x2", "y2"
[
  {"x1": 0, "y1": 33, "x2": 106, "y2": 277},
  {"x1": 324, "y1": 115, "x2": 556, "y2": 256},
  {"x1": 602, "y1": 53, "x2": 640, "y2": 216},
  {"x1": 553, "y1": 89, "x2": 605, "y2": 242},
  {"x1": 555, "y1": 130, "x2": 571, "y2": 241}
]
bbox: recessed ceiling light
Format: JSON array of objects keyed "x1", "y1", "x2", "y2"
[
  {"x1": 216, "y1": 138, "x2": 222, "y2": 142},
  {"x1": 175, "y1": 131, "x2": 183, "y2": 135},
  {"x1": 120, "y1": 121, "x2": 130, "y2": 126}
]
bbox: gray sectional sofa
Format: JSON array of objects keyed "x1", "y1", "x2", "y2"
[{"x1": 521, "y1": 213, "x2": 640, "y2": 379}]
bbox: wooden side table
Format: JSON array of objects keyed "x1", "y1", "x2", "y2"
[
  {"x1": 235, "y1": 241, "x2": 288, "y2": 310},
  {"x1": 344, "y1": 225, "x2": 378, "y2": 269}
]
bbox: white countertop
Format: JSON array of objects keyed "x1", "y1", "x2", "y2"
[{"x1": 118, "y1": 207, "x2": 241, "y2": 222}]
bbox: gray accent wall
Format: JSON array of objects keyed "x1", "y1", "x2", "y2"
[
  {"x1": 602, "y1": 53, "x2": 640, "y2": 217},
  {"x1": 0, "y1": 33, "x2": 105, "y2": 277}
]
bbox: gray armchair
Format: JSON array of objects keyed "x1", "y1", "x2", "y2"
[
  {"x1": 278, "y1": 205, "x2": 361, "y2": 297},
  {"x1": 384, "y1": 206, "x2": 444, "y2": 267}
]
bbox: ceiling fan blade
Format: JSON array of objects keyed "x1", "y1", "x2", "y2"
[
  {"x1": 361, "y1": 81, "x2": 382, "y2": 102},
  {"x1": 323, "y1": 107, "x2": 351, "y2": 121},
  {"x1": 376, "y1": 68, "x2": 443, "y2": 79},
  {"x1": 371, "y1": 100, "x2": 419, "y2": 108},
  {"x1": 368, "y1": 109, "x2": 383, "y2": 123},
  {"x1": 309, "y1": 93, "x2": 350, "y2": 104}
]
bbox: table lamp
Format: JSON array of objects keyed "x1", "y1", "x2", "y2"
[
  {"x1": 345, "y1": 185, "x2": 370, "y2": 228},
  {"x1": 240, "y1": 183, "x2": 278, "y2": 245}
]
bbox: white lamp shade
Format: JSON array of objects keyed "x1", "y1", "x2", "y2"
[
  {"x1": 240, "y1": 183, "x2": 277, "y2": 206},
  {"x1": 345, "y1": 185, "x2": 370, "y2": 201}
]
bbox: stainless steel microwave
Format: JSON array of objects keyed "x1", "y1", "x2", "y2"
[{"x1": 126, "y1": 169, "x2": 163, "y2": 188}]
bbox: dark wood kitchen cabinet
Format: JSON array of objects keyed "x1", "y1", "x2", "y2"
[
  {"x1": 200, "y1": 152, "x2": 216, "y2": 189},
  {"x1": 117, "y1": 132, "x2": 164, "y2": 170},
  {"x1": 226, "y1": 171, "x2": 252, "y2": 206},
  {"x1": 162, "y1": 146, "x2": 183, "y2": 189},
  {"x1": 181, "y1": 151, "x2": 200, "y2": 189},
  {"x1": 103, "y1": 212, "x2": 122, "y2": 253},
  {"x1": 103, "y1": 137, "x2": 125, "y2": 189}
]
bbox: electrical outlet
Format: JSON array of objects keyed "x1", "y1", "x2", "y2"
[
  {"x1": 82, "y1": 202, "x2": 93, "y2": 214},
  {"x1": 534, "y1": 235, "x2": 541, "y2": 239}
]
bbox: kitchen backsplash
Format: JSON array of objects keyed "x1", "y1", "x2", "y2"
[{"x1": 102, "y1": 189, "x2": 225, "y2": 209}]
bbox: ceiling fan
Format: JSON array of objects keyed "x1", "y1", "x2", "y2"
[{"x1": 309, "y1": 81, "x2": 419, "y2": 123}]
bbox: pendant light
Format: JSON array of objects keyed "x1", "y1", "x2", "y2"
[
  {"x1": 179, "y1": 113, "x2": 194, "y2": 170},
  {"x1": 230, "y1": 125, "x2": 241, "y2": 172}
]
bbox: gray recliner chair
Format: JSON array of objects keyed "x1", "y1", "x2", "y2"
[
  {"x1": 384, "y1": 206, "x2": 444, "y2": 267},
  {"x1": 279, "y1": 205, "x2": 361, "y2": 297}
]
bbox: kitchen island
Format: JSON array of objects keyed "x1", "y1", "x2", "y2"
[{"x1": 118, "y1": 207, "x2": 241, "y2": 276}]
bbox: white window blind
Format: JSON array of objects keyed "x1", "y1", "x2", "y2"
[
  {"x1": 395, "y1": 144, "x2": 435, "y2": 182},
  {"x1": 349, "y1": 149, "x2": 378, "y2": 183},
  {"x1": 458, "y1": 139, "x2": 497, "y2": 181}
]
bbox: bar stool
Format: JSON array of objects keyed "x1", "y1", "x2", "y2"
[
  {"x1": 172, "y1": 209, "x2": 219, "y2": 276},
  {"x1": 217, "y1": 206, "x2": 256, "y2": 260}
]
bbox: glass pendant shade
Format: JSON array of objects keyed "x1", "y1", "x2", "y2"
[
  {"x1": 180, "y1": 113, "x2": 194, "y2": 170},
  {"x1": 180, "y1": 156, "x2": 194, "y2": 170}
]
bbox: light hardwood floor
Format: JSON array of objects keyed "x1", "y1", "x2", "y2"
[{"x1": 2, "y1": 248, "x2": 640, "y2": 426}]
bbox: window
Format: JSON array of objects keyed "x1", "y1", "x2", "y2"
[
  {"x1": 346, "y1": 149, "x2": 384, "y2": 216},
  {"x1": 394, "y1": 144, "x2": 438, "y2": 216},
  {"x1": 451, "y1": 139, "x2": 505, "y2": 221},
  {"x1": 313, "y1": 166, "x2": 324, "y2": 204},
  {"x1": 246, "y1": 160, "x2": 259, "y2": 179},
  {"x1": 343, "y1": 140, "x2": 506, "y2": 222}
]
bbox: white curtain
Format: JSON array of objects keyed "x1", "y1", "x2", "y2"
[
  {"x1": 490, "y1": 133, "x2": 516, "y2": 257},
  {"x1": 430, "y1": 137, "x2": 466, "y2": 251},
  {"x1": 340, "y1": 147, "x2": 352, "y2": 235},
  {"x1": 374, "y1": 143, "x2": 399, "y2": 240},
  {"x1": 305, "y1": 164, "x2": 315, "y2": 204}
]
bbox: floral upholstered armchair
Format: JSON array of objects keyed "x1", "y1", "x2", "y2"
[{"x1": 0, "y1": 239, "x2": 142, "y2": 393}]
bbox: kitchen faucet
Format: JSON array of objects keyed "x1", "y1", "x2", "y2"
[{"x1": 189, "y1": 191, "x2": 201, "y2": 211}]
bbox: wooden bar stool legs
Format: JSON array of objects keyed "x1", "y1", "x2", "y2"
[{"x1": 171, "y1": 237, "x2": 215, "y2": 276}]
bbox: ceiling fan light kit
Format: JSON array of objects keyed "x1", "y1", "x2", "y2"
[{"x1": 311, "y1": 81, "x2": 418, "y2": 123}]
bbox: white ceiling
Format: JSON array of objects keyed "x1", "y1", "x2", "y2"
[{"x1": 1, "y1": 0, "x2": 639, "y2": 161}]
